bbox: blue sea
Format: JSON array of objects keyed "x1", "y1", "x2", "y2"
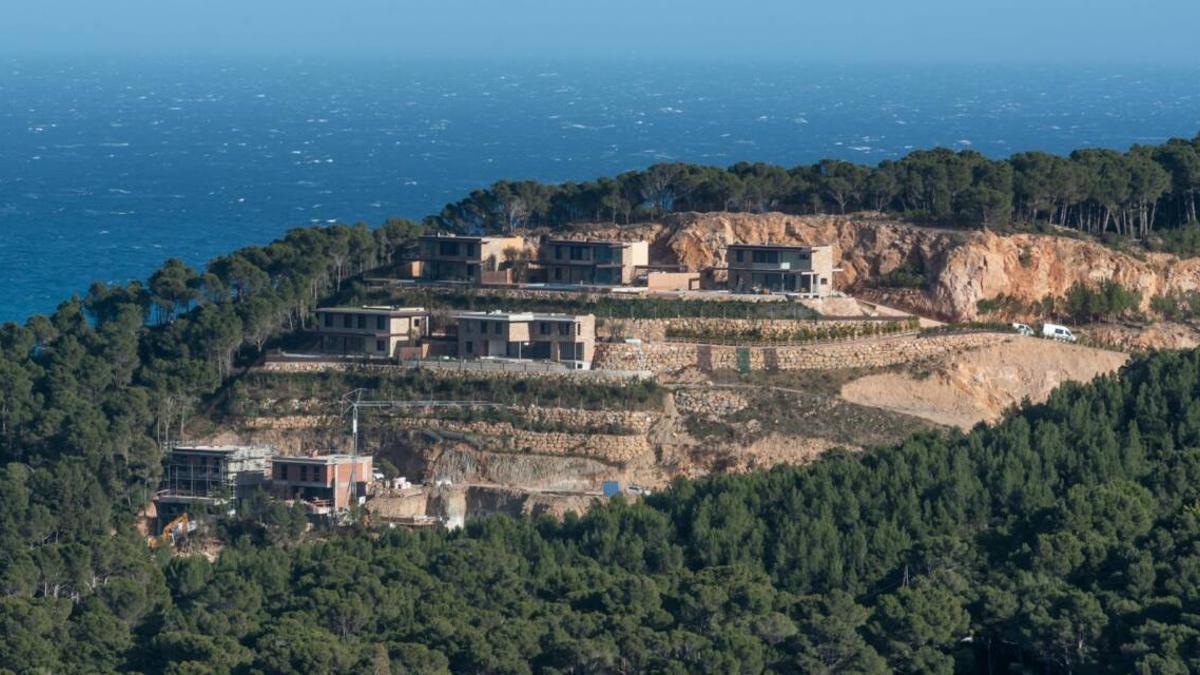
[{"x1": 1, "y1": 58, "x2": 1198, "y2": 322}]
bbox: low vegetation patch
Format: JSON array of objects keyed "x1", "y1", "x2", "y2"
[
  {"x1": 976, "y1": 279, "x2": 1143, "y2": 324},
  {"x1": 404, "y1": 406, "x2": 639, "y2": 436},
  {"x1": 224, "y1": 369, "x2": 666, "y2": 417},
  {"x1": 665, "y1": 317, "x2": 919, "y2": 344},
  {"x1": 685, "y1": 368, "x2": 934, "y2": 448},
  {"x1": 873, "y1": 261, "x2": 926, "y2": 289},
  {"x1": 358, "y1": 285, "x2": 821, "y2": 320}
]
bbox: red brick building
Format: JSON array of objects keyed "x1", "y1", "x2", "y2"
[{"x1": 271, "y1": 454, "x2": 373, "y2": 512}]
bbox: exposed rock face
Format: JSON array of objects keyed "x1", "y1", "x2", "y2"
[
  {"x1": 598, "y1": 212, "x2": 1200, "y2": 321},
  {"x1": 1086, "y1": 321, "x2": 1200, "y2": 351}
]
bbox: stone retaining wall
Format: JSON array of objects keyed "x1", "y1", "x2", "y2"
[
  {"x1": 389, "y1": 418, "x2": 651, "y2": 464},
  {"x1": 242, "y1": 403, "x2": 655, "y2": 434},
  {"x1": 673, "y1": 389, "x2": 749, "y2": 418},
  {"x1": 596, "y1": 317, "x2": 910, "y2": 341},
  {"x1": 593, "y1": 332, "x2": 1006, "y2": 374},
  {"x1": 402, "y1": 405, "x2": 656, "y2": 433},
  {"x1": 259, "y1": 359, "x2": 646, "y2": 381}
]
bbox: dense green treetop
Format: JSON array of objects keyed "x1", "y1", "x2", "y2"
[{"x1": 427, "y1": 136, "x2": 1200, "y2": 252}]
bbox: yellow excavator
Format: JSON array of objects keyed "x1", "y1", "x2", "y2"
[{"x1": 148, "y1": 513, "x2": 192, "y2": 550}]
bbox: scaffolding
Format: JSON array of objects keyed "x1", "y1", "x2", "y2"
[{"x1": 158, "y1": 445, "x2": 272, "y2": 502}]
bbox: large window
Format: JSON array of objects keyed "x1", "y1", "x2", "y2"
[
  {"x1": 323, "y1": 313, "x2": 333, "y2": 327},
  {"x1": 752, "y1": 250, "x2": 780, "y2": 264},
  {"x1": 558, "y1": 323, "x2": 571, "y2": 336},
  {"x1": 356, "y1": 315, "x2": 366, "y2": 329},
  {"x1": 569, "y1": 246, "x2": 586, "y2": 261},
  {"x1": 376, "y1": 316, "x2": 387, "y2": 330},
  {"x1": 342, "y1": 315, "x2": 352, "y2": 328},
  {"x1": 540, "y1": 322, "x2": 552, "y2": 335},
  {"x1": 376, "y1": 339, "x2": 386, "y2": 352},
  {"x1": 438, "y1": 241, "x2": 459, "y2": 256}
]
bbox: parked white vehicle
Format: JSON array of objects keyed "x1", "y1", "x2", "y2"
[
  {"x1": 1041, "y1": 323, "x2": 1077, "y2": 342},
  {"x1": 1011, "y1": 322, "x2": 1035, "y2": 336}
]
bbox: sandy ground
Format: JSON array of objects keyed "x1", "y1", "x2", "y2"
[{"x1": 840, "y1": 336, "x2": 1128, "y2": 430}]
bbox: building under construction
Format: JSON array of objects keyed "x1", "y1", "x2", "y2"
[
  {"x1": 156, "y1": 445, "x2": 272, "y2": 524},
  {"x1": 271, "y1": 453, "x2": 373, "y2": 513}
]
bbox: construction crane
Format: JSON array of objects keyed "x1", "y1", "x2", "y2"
[{"x1": 339, "y1": 389, "x2": 528, "y2": 488}]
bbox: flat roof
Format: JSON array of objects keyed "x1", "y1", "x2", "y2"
[
  {"x1": 451, "y1": 310, "x2": 591, "y2": 322},
  {"x1": 173, "y1": 445, "x2": 271, "y2": 454},
  {"x1": 317, "y1": 305, "x2": 427, "y2": 316},
  {"x1": 273, "y1": 454, "x2": 372, "y2": 465},
  {"x1": 419, "y1": 233, "x2": 519, "y2": 242},
  {"x1": 726, "y1": 243, "x2": 832, "y2": 251},
  {"x1": 542, "y1": 238, "x2": 642, "y2": 246}
]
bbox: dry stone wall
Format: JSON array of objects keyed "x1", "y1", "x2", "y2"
[
  {"x1": 388, "y1": 405, "x2": 656, "y2": 433},
  {"x1": 389, "y1": 417, "x2": 652, "y2": 464},
  {"x1": 594, "y1": 331, "x2": 1004, "y2": 374},
  {"x1": 597, "y1": 317, "x2": 905, "y2": 342},
  {"x1": 260, "y1": 359, "x2": 647, "y2": 380},
  {"x1": 674, "y1": 389, "x2": 749, "y2": 418}
]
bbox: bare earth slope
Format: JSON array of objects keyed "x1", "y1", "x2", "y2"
[
  {"x1": 840, "y1": 336, "x2": 1128, "y2": 429},
  {"x1": 586, "y1": 212, "x2": 1200, "y2": 321}
]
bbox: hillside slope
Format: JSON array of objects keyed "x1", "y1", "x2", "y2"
[
  {"x1": 584, "y1": 212, "x2": 1200, "y2": 321},
  {"x1": 840, "y1": 336, "x2": 1128, "y2": 429}
]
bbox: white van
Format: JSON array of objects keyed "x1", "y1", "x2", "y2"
[{"x1": 1041, "y1": 323, "x2": 1076, "y2": 342}]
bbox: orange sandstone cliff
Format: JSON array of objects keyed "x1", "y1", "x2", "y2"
[{"x1": 581, "y1": 212, "x2": 1200, "y2": 321}]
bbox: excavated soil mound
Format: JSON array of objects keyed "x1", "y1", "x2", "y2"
[{"x1": 840, "y1": 336, "x2": 1128, "y2": 430}]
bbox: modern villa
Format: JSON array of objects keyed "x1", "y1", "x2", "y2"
[
  {"x1": 538, "y1": 238, "x2": 649, "y2": 285},
  {"x1": 725, "y1": 243, "x2": 836, "y2": 296},
  {"x1": 451, "y1": 310, "x2": 596, "y2": 368},
  {"x1": 313, "y1": 306, "x2": 430, "y2": 358},
  {"x1": 417, "y1": 233, "x2": 525, "y2": 284}
]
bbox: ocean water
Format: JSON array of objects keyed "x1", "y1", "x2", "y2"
[{"x1": 1, "y1": 58, "x2": 1198, "y2": 322}]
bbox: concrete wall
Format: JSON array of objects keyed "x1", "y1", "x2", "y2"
[{"x1": 646, "y1": 272, "x2": 700, "y2": 291}]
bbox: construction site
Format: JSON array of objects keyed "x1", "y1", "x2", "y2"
[{"x1": 154, "y1": 214, "x2": 1140, "y2": 539}]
